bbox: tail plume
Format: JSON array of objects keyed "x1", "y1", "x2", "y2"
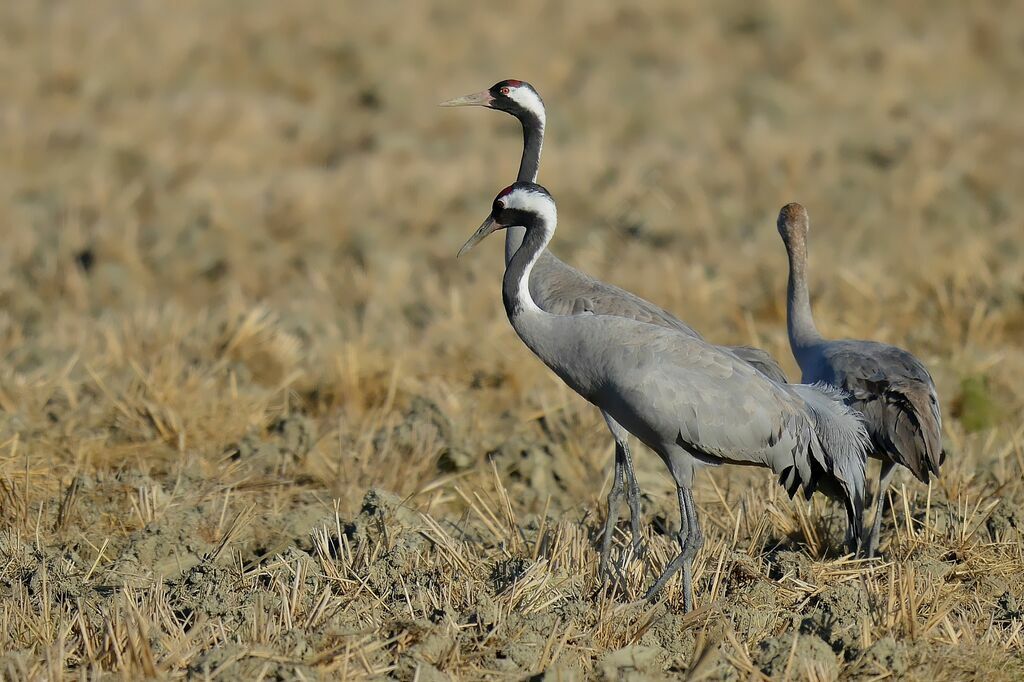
[{"x1": 789, "y1": 382, "x2": 870, "y2": 544}]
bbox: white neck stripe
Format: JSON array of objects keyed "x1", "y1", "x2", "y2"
[{"x1": 508, "y1": 87, "x2": 546, "y2": 125}]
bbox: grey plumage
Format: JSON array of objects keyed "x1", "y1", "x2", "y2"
[
  {"x1": 813, "y1": 342, "x2": 943, "y2": 481},
  {"x1": 443, "y1": 80, "x2": 787, "y2": 572},
  {"x1": 441, "y1": 80, "x2": 788, "y2": 382},
  {"x1": 527, "y1": 254, "x2": 791, "y2": 383},
  {"x1": 777, "y1": 202, "x2": 944, "y2": 557},
  {"x1": 787, "y1": 382, "x2": 869, "y2": 529},
  {"x1": 460, "y1": 184, "x2": 869, "y2": 610}
]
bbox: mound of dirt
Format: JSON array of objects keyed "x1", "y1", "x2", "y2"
[
  {"x1": 847, "y1": 635, "x2": 909, "y2": 680},
  {"x1": 800, "y1": 581, "x2": 870, "y2": 658},
  {"x1": 0, "y1": 536, "x2": 85, "y2": 606},
  {"x1": 755, "y1": 630, "x2": 839, "y2": 679},
  {"x1": 766, "y1": 549, "x2": 815, "y2": 583},
  {"x1": 599, "y1": 644, "x2": 671, "y2": 681},
  {"x1": 168, "y1": 561, "x2": 257, "y2": 627},
  {"x1": 225, "y1": 413, "x2": 316, "y2": 474},
  {"x1": 726, "y1": 578, "x2": 794, "y2": 642},
  {"x1": 986, "y1": 499, "x2": 1023, "y2": 541},
  {"x1": 105, "y1": 504, "x2": 214, "y2": 587}
]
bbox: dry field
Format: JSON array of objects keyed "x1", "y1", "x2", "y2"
[{"x1": 1, "y1": 0, "x2": 1023, "y2": 679}]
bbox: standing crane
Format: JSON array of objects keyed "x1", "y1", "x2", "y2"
[
  {"x1": 442, "y1": 80, "x2": 788, "y2": 575},
  {"x1": 459, "y1": 182, "x2": 869, "y2": 610},
  {"x1": 776, "y1": 203, "x2": 944, "y2": 557}
]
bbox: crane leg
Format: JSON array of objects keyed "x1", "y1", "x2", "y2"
[
  {"x1": 620, "y1": 440, "x2": 645, "y2": 557},
  {"x1": 598, "y1": 442, "x2": 626, "y2": 581},
  {"x1": 843, "y1": 500, "x2": 861, "y2": 557},
  {"x1": 866, "y1": 460, "x2": 897, "y2": 558},
  {"x1": 681, "y1": 488, "x2": 703, "y2": 611},
  {"x1": 644, "y1": 486, "x2": 704, "y2": 611}
]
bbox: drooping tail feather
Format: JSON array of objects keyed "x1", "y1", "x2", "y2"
[
  {"x1": 788, "y1": 382, "x2": 870, "y2": 543},
  {"x1": 883, "y1": 381, "x2": 943, "y2": 481}
]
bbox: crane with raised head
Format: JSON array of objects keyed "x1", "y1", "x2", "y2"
[
  {"x1": 442, "y1": 80, "x2": 789, "y2": 575},
  {"x1": 776, "y1": 202, "x2": 944, "y2": 557},
  {"x1": 459, "y1": 182, "x2": 869, "y2": 610}
]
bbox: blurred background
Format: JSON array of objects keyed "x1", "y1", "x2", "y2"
[{"x1": 0, "y1": 0, "x2": 1022, "y2": 677}]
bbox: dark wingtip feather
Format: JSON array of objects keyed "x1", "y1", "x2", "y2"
[
  {"x1": 884, "y1": 382, "x2": 944, "y2": 482},
  {"x1": 779, "y1": 465, "x2": 801, "y2": 499}
]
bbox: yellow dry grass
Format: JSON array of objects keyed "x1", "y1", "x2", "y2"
[{"x1": 0, "y1": 0, "x2": 1022, "y2": 679}]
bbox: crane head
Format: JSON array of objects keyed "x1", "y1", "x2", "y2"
[
  {"x1": 458, "y1": 182, "x2": 555, "y2": 257},
  {"x1": 777, "y1": 202, "x2": 810, "y2": 245},
  {"x1": 440, "y1": 80, "x2": 545, "y2": 124}
]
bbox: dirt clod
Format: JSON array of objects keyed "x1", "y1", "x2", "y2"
[
  {"x1": 599, "y1": 645, "x2": 669, "y2": 681},
  {"x1": 755, "y1": 630, "x2": 839, "y2": 679},
  {"x1": 848, "y1": 635, "x2": 908, "y2": 679},
  {"x1": 801, "y1": 582, "x2": 870, "y2": 656}
]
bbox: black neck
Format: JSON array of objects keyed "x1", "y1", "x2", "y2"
[
  {"x1": 516, "y1": 111, "x2": 544, "y2": 183},
  {"x1": 502, "y1": 214, "x2": 549, "y2": 319}
]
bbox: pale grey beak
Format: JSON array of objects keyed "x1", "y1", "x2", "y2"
[
  {"x1": 439, "y1": 90, "x2": 494, "y2": 108},
  {"x1": 458, "y1": 216, "x2": 499, "y2": 257}
]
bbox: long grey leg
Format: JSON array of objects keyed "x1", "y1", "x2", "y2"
[
  {"x1": 645, "y1": 455, "x2": 704, "y2": 611},
  {"x1": 647, "y1": 485, "x2": 688, "y2": 602},
  {"x1": 601, "y1": 413, "x2": 645, "y2": 566},
  {"x1": 644, "y1": 486, "x2": 704, "y2": 611},
  {"x1": 680, "y1": 488, "x2": 704, "y2": 611},
  {"x1": 620, "y1": 440, "x2": 645, "y2": 556},
  {"x1": 598, "y1": 443, "x2": 626, "y2": 581},
  {"x1": 867, "y1": 460, "x2": 897, "y2": 558}
]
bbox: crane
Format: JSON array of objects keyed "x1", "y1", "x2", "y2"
[
  {"x1": 459, "y1": 183, "x2": 869, "y2": 610},
  {"x1": 776, "y1": 202, "x2": 944, "y2": 557},
  {"x1": 442, "y1": 80, "x2": 788, "y2": 575}
]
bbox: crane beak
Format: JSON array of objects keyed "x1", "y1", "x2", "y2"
[
  {"x1": 439, "y1": 90, "x2": 494, "y2": 108},
  {"x1": 458, "y1": 216, "x2": 499, "y2": 257}
]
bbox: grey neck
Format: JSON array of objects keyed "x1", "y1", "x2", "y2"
[
  {"x1": 504, "y1": 228, "x2": 527, "y2": 269},
  {"x1": 786, "y1": 240, "x2": 823, "y2": 355},
  {"x1": 504, "y1": 114, "x2": 545, "y2": 266}
]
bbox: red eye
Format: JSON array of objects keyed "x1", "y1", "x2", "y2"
[{"x1": 500, "y1": 87, "x2": 510, "y2": 95}]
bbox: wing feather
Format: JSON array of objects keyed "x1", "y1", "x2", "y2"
[{"x1": 815, "y1": 341, "x2": 943, "y2": 481}]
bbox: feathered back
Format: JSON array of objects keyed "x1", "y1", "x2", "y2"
[{"x1": 728, "y1": 345, "x2": 789, "y2": 384}]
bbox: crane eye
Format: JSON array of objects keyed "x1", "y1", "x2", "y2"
[
  {"x1": 493, "y1": 200, "x2": 505, "y2": 212},
  {"x1": 500, "y1": 87, "x2": 511, "y2": 95}
]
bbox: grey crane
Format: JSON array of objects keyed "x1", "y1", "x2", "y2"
[
  {"x1": 459, "y1": 182, "x2": 869, "y2": 610},
  {"x1": 776, "y1": 203, "x2": 944, "y2": 557},
  {"x1": 442, "y1": 80, "x2": 788, "y2": 574}
]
